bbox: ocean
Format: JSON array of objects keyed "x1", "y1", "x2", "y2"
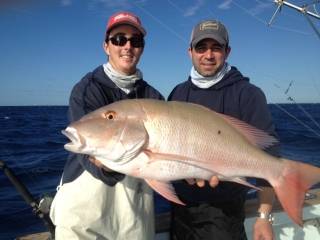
[{"x1": 0, "y1": 103, "x2": 320, "y2": 240}]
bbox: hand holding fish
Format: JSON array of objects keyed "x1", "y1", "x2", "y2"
[
  {"x1": 186, "y1": 176, "x2": 219, "y2": 188},
  {"x1": 89, "y1": 156, "x2": 114, "y2": 173}
]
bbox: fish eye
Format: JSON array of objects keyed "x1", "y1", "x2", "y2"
[{"x1": 105, "y1": 111, "x2": 116, "y2": 120}]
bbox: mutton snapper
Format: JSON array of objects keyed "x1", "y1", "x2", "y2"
[{"x1": 62, "y1": 99, "x2": 320, "y2": 227}]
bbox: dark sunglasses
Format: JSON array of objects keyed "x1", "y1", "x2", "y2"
[{"x1": 106, "y1": 35, "x2": 145, "y2": 48}]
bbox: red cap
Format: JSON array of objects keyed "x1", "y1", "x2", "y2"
[{"x1": 106, "y1": 12, "x2": 146, "y2": 36}]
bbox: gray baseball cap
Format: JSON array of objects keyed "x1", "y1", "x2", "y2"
[{"x1": 190, "y1": 20, "x2": 229, "y2": 47}]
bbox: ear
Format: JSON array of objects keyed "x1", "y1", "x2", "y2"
[
  {"x1": 103, "y1": 41, "x2": 110, "y2": 56},
  {"x1": 225, "y1": 46, "x2": 231, "y2": 60},
  {"x1": 188, "y1": 47, "x2": 193, "y2": 60}
]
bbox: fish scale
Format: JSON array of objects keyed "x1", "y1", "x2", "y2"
[{"x1": 140, "y1": 100, "x2": 271, "y2": 177}]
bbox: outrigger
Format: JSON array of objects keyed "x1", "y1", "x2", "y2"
[{"x1": 269, "y1": 0, "x2": 320, "y2": 39}]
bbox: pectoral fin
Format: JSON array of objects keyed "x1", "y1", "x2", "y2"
[{"x1": 144, "y1": 179, "x2": 185, "y2": 206}]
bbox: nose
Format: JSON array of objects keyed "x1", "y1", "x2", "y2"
[
  {"x1": 124, "y1": 39, "x2": 133, "y2": 49},
  {"x1": 204, "y1": 48, "x2": 214, "y2": 58}
]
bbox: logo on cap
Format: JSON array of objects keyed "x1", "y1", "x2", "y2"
[
  {"x1": 114, "y1": 13, "x2": 138, "y2": 23},
  {"x1": 200, "y1": 21, "x2": 219, "y2": 31}
]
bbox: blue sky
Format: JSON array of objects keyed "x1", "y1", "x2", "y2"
[{"x1": 1, "y1": 0, "x2": 319, "y2": 106}]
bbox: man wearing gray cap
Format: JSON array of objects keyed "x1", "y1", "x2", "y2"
[{"x1": 168, "y1": 20, "x2": 280, "y2": 240}]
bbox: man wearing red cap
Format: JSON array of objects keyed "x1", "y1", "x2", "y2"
[{"x1": 50, "y1": 12, "x2": 164, "y2": 239}]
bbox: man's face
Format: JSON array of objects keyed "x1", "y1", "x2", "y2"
[
  {"x1": 188, "y1": 38, "x2": 231, "y2": 77},
  {"x1": 104, "y1": 25, "x2": 144, "y2": 76}
]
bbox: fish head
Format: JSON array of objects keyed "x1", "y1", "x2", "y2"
[{"x1": 62, "y1": 100, "x2": 148, "y2": 165}]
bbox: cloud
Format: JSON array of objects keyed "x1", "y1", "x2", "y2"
[
  {"x1": 248, "y1": 2, "x2": 271, "y2": 16},
  {"x1": 6, "y1": 7, "x2": 34, "y2": 15},
  {"x1": 183, "y1": 1, "x2": 204, "y2": 17},
  {"x1": 60, "y1": 0, "x2": 74, "y2": 6},
  {"x1": 218, "y1": 0, "x2": 232, "y2": 10}
]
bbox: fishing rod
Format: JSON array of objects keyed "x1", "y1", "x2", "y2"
[{"x1": 0, "y1": 158, "x2": 55, "y2": 239}]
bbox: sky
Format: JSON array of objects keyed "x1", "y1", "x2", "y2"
[{"x1": 0, "y1": 0, "x2": 319, "y2": 106}]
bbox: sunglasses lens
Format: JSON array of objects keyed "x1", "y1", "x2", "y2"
[
  {"x1": 110, "y1": 36, "x2": 127, "y2": 46},
  {"x1": 130, "y1": 37, "x2": 144, "y2": 48},
  {"x1": 109, "y1": 36, "x2": 144, "y2": 48}
]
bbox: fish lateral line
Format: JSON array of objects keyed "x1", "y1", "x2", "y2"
[{"x1": 143, "y1": 150, "x2": 259, "y2": 189}]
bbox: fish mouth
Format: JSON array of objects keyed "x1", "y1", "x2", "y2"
[{"x1": 62, "y1": 127, "x2": 86, "y2": 152}]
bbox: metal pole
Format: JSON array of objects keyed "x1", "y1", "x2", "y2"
[
  {"x1": 270, "y1": 0, "x2": 320, "y2": 39},
  {"x1": 281, "y1": 0, "x2": 320, "y2": 20},
  {"x1": 268, "y1": 3, "x2": 284, "y2": 26},
  {"x1": 301, "y1": 7, "x2": 320, "y2": 38}
]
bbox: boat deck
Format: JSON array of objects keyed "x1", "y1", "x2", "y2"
[
  {"x1": 16, "y1": 188, "x2": 320, "y2": 240},
  {"x1": 245, "y1": 188, "x2": 320, "y2": 239}
]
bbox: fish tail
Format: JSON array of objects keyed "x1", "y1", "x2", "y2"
[{"x1": 272, "y1": 158, "x2": 320, "y2": 227}]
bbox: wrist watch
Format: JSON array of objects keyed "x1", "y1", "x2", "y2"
[{"x1": 257, "y1": 212, "x2": 275, "y2": 225}]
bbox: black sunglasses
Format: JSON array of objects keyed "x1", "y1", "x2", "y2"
[{"x1": 106, "y1": 35, "x2": 145, "y2": 48}]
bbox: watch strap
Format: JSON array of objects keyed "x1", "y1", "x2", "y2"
[{"x1": 257, "y1": 212, "x2": 275, "y2": 225}]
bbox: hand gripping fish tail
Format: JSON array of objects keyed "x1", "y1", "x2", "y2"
[{"x1": 271, "y1": 159, "x2": 320, "y2": 227}]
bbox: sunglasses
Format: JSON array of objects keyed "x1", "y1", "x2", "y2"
[
  {"x1": 193, "y1": 43, "x2": 227, "y2": 54},
  {"x1": 107, "y1": 35, "x2": 145, "y2": 48},
  {"x1": 194, "y1": 44, "x2": 224, "y2": 54}
]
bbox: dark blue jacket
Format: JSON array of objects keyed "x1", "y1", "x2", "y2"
[
  {"x1": 168, "y1": 66, "x2": 281, "y2": 203},
  {"x1": 62, "y1": 65, "x2": 164, "y2": 186}
]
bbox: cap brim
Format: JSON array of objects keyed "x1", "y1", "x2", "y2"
[{"x1": 191, "y1": 34, "x2": 225, "y2": 47}]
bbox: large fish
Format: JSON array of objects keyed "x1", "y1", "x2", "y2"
[{"x1": 62, "y1": 99, "x2": 320, "y2": 226}]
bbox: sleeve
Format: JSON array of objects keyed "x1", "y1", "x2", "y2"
[
  {"x1": 66, "y1": 79, "x2": 125, "y2": 186},
  {"x1": 167, "y1": 85, "x2": 178, "y2": 101},
  {"x1": 167, "y1": 80, "x2": 189, "y2": 102},
  {"x1": 167, "y1": 81, "x2": 189, "y2": 102},
  {"x1": 241, "y1": 88, "x2": 281, "y2": 188},
  {"x1": 144, "y1": 84, "x2": 165, "y2": 100}
]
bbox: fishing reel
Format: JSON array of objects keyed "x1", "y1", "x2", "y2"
[{"x1": 35, "y1": 193, "x2": 54, "y2": 214}]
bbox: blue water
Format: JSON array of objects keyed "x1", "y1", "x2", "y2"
[{"x1": 0, "y1": 104, "x2": 320, "y2": 239}]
